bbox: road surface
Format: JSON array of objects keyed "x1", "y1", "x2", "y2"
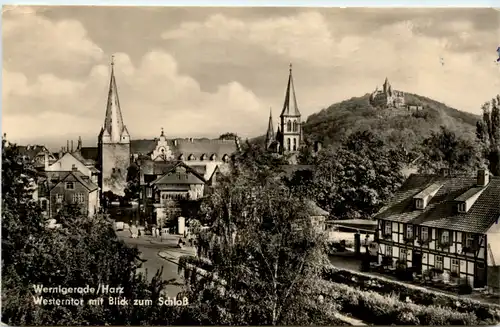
[{"x1": 117, "y1": 232, "x2": 189, "y2": 297}]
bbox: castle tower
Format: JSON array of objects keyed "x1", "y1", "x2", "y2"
[
  {"x1": 97, "y1": 56, "x2": 130, "y2": 197},
  {"x1": 265, "y1": 107, "x2": 275, "y2": 150},
  {"x1": 279, "y1": 63, "x2": 302, "y2": 154}
]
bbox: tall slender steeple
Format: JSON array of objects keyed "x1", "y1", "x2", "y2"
[
  {"x1": 280, "y1": 63, "x2": 301, "y2": 117},
  {"x1": 265, "y1": 107, "x2": 275, "y2": 148},
  {"x1": 101, "y1": 55, "x2": 129, "y2": 144}
]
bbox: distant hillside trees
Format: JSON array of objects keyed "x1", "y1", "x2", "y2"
[
  {"x1": 419, "y1": 126, "x2": 485, "y2": 175},
  {"x1": 477, "y1": 96, "x2": 500, "y2": 176},
  {"x1": 311, "y1": 131, "x2": 406, "y2": 219}
]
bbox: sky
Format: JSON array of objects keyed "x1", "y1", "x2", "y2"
[{"x1": 2, "y1": 6, "x2": 500, "y2": 150}]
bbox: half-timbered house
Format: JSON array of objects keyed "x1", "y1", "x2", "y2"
[{"x1": 375, "y1": 169, "x2": 500, "y2": 288}]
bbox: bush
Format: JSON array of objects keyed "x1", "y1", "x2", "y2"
[
  {"x1": 314, "y1": 280, "x2": 481, "y2": 325},
  {"x1": 458, "y1": 283, "x2": 473, "y2": 295},
  {"x1": 322, "y1": 265, "x2": 500, "y2": 324}
]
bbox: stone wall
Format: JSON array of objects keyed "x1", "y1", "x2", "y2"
[{"x1": 101, "y1": 143, "x2": 130, "y2": 196}]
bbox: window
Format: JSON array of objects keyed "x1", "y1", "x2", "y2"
[
  {"x1": 421, "y1": 227, "x2": 428, "y2": 241},
  {"x1": 435, "y1": 256, "x2": 444, "y2": 270},
  {"x1": 287, "y1": 121, "x2": 291, "y2": 132},
  {"x1": 292, "y1": 121, "x2": 297, "y2": 132},
  {"x1": 451, "y1": 259, "x2": 459, "y2": 274},
  {"x1": 386, "y1": 245, "x2": 392, "y2": 257},
  {"x1": 41, "y1": 199, "x2": 48, "y2": 211},
  {"x1": 465, "y1": 234, "x2": 474, "y2": 248},
  {"x1": 458, "y1": 202, "x2": 466, "y2": 212},
  {"x1": 56, "y1": 194, "x2": 63, "y2": 203},
  {"x1": 293, "y1": 139, "x2": 297, "y2": 151},
  {"x1": 415, "y1": 198, "x2": 424, "y2": 209},
  {"x1": 399, "y1": 248, "x2": 407, "y2": 261},
  {"x1": 287, "y1": 138, "x2": 291, "y2": 151},
  {"x1": 384, "y1": 222, "x2": 392, "y2": 235},
  {"x1": 72, "y1": 193, "x2": 85, "y2": 203},
  {"x1": 406, "y1": 225, "x2": 414, "y2": 238},
  {"x1": 441, "y1": 230, "x2": 450, "y2": 244},
  {"x1": 65, "y1": 182, "x2": 74, "y2": 190}
]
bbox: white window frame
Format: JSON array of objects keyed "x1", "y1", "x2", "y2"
[
  {"x1": 466, "y1": 234, "x2": 474, "y2": 248},
  {"x1": 451, "y1": 259, "x2": 459, "y2": 273},
  {"x1": 384, "y1": 222, "x2": 392, "y2": 235},
  {"x1": 386, "y1": 245, "x2": 392, "y2": 257},
  {"x1": 441, "y1": 230, "x2": 450, "y2": 244},
  {"x1": 399, "y1": 248, "x2": 407, "y2": 261},
  {"x1": 415, "y1": 198, "x2": 424, "y2": 209},
  {"x1": 406, "y1": 225, "x2": 413, "y2": 238},
  {"x1": 458, "y1": 202, "x2": 466, "y2": 213},
  {"x1": 421, "y1": 227, "x2": 428, "y2": 241},
  {"x1": 435, "y1": 255, "x2": 444, "y2": 270},
  {"x1": 56, "y1": 194, "x2": 63, "y2": 203}
]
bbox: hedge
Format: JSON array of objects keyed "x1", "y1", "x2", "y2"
[
  {"x1": 322, "y1": 264, "x2": 500, "y2": 324},
  {"x1": 313, "y1": 280, "x2": 482, "y2": 325}
]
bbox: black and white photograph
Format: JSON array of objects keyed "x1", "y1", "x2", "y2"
[{"x1": 2, "y1": 5, "x2": 500, "y2": 325}]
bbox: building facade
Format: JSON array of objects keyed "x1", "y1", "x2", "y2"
[
  {"x1": 369, "y1": 78, "x2": 405, "y2": 108},
  {"x1": 265, "y1": 64, "x2": 303, "y2": 156},
  {"x1": 375, "y1": 169, "x2": 500, "y2": 288}
]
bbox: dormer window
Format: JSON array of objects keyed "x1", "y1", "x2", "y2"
[
  {"x1": 179, "y1": 154, "x2": 185, "y2": 160},
  {"x1": 415, "y1": 198, "x2": 424, "y2": 210},
  {"x1": 188, "y1": 154, "x2": 196, "y2": 161},
  {"x1": 210, "y1": 154, "x2": 217, "y2": 161},
  {"x1": 200, "y1": 154, "x2": 207, "y2": 161},
  {"x1": 457, "y1": 202, "x2": 466, "y2": 213}
]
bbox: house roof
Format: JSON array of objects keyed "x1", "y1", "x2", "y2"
[
  {"x1": 306, "y1": 200, "x2": 329, "y2": 217},
  {"x1": 131, "y1": 138, "x2": 238, "y2": 159},
  {"x1": 17, "y1": 145, "x2": 53, "y2": 160},
  {"x1": 80, "y1": 147, "x2": 99, "y2": 161},
  {"x1": 43, "y1": 171, "x2": 98, "y2": 192},
  {"x1": 151, "y1": 167, "x2": 205, "y2": 185},
  {"x1": 375, "y1": 174, "x2": 500, "y2": 234}
]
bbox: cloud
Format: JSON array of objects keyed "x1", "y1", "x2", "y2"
[
  {"x1": 161, "y1": 11, "x2": 500, "y2": 112},
  {"x1": 3, "y1": 7, "x2": 103, "y2": 74},
  {"x1": 3, "y1": 50, "x2": 265, "y2": 144}
]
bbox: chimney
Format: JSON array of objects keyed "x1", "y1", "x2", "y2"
[
  {"x1": 77, "y1": 136, "x2": 82, "y2": 150},
  {"x1": 44, "y1": 152, "x2": 49, "y2": 171},
  {"x1": 66, "y1": 140, "x2": 70, "y2": 152},
  {"x1": 59, "y1": 147, "x2": 63, "y2": 158},
  {"x1": 72, "y1": 164, "x2": 78, "y2": 172},
  {"x1": 477, "y1": 169, "x2": 490, "y2": 186},
  {"x1": 71, "y1": 140, "x2": 74, "y2": 153},
  {"x1": 173, "y1": 139, "x2": 178, "y2": 146}
]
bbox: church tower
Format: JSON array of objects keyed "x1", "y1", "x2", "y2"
[
  {"x1": 98, "y1": 56, "x2": 131, "y2": 197},
  {"x1": 279, "y1": 63, "x2": 302, "y2": 154},
  {"x1": 265, "y1": 107, "x2": 275, "y2": 150}
]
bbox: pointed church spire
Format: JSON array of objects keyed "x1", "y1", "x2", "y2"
[
  {"x1": 102, "y1": 55, "x2": 128, "y2": 143},
  {"x1": 265, "y1": 107, "x2": 275, "y2": 147},
  {"x1": 280, "y1": 63, "x2": 301, "y2": 117}
]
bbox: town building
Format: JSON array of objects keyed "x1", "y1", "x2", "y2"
[
  {"x1": 369, "y1": 78, "x2": 405, "y2": 108},
  {"x1": 265, "y1": 64, "x2": 303, "y2": 158},
  {"x1": 84, "y1": 57, "x2": 239, "y2": 198},
  {"x1": 37, "y1": 169, "x2": 99, "y2": 218},
  {"x1": 374, "y1": 169, "x2": 500, "y2": 290},
  {"x1": 17, "y1": 144, "x2": 57, "y2": 171}
]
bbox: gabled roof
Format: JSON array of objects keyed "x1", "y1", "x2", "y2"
[
  {"x1": 17, "y1": 145, "x2": 53, "y2": 160},
  {"x1": 44, "y1": 171, "x2": 98, "y2": 192},
  {"x1": 80, "y1": 147, "x2": 98, "y2": 161},
  {"x1": 375, "y1": 174, "x2": 500, "y2": 234},
  {"x1": 131, "y1": 138, "x2": 238, "y2": 159},
  {"x1": 151, "y1": 162, "x2": 206, "y2": 185},
  {"x1": 306, "y1": 200, "x2": 329, "y2": 217}
]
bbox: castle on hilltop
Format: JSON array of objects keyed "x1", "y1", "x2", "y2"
[{"x1": 370, "y1": 78, "x2": 406, "y2": 108}]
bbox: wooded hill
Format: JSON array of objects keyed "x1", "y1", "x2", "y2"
[{"x1": 253, "y1": 93, "x2": 480, "y2": 152}]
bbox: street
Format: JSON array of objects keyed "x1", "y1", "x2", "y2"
[{"x1": 117, "y1": 231, "x2": 194, "y2": 297}]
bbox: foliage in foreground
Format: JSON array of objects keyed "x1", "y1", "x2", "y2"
[
  {"x1": 1, "y1": 140, "x2": 181, "y2": 325},
  {"x1": 313, "y1": 280, "x2": 482, "y2": 325},
  {"x1": 322, "y1": 265, "x2": 500, "y2": 324},
  {"x1": 182, "y1": 145, "x2": 332, "y2": 325}
]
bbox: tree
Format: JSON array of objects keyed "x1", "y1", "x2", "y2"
[
  {"x1": 1, "y1": 138, "x2": 183, "y2": 325},
  {"x1": 219, "y1": 132, "x2": 238, "y2": 140},
  {"x1": 477, "y1": 97, "x2": 500, "y2": 175},
  {"x1": 420, "y1": 126, "x2": 485, "y2": 175},
  {"x1": 124, "y1": 162, "x2": 141, "y2": 201},
  {"x1": 312, "y1": 131, "x2": 406, "y2": 219},
  {"x1": 179, "y1": 146, "x2": 339, "y2": 325}
]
